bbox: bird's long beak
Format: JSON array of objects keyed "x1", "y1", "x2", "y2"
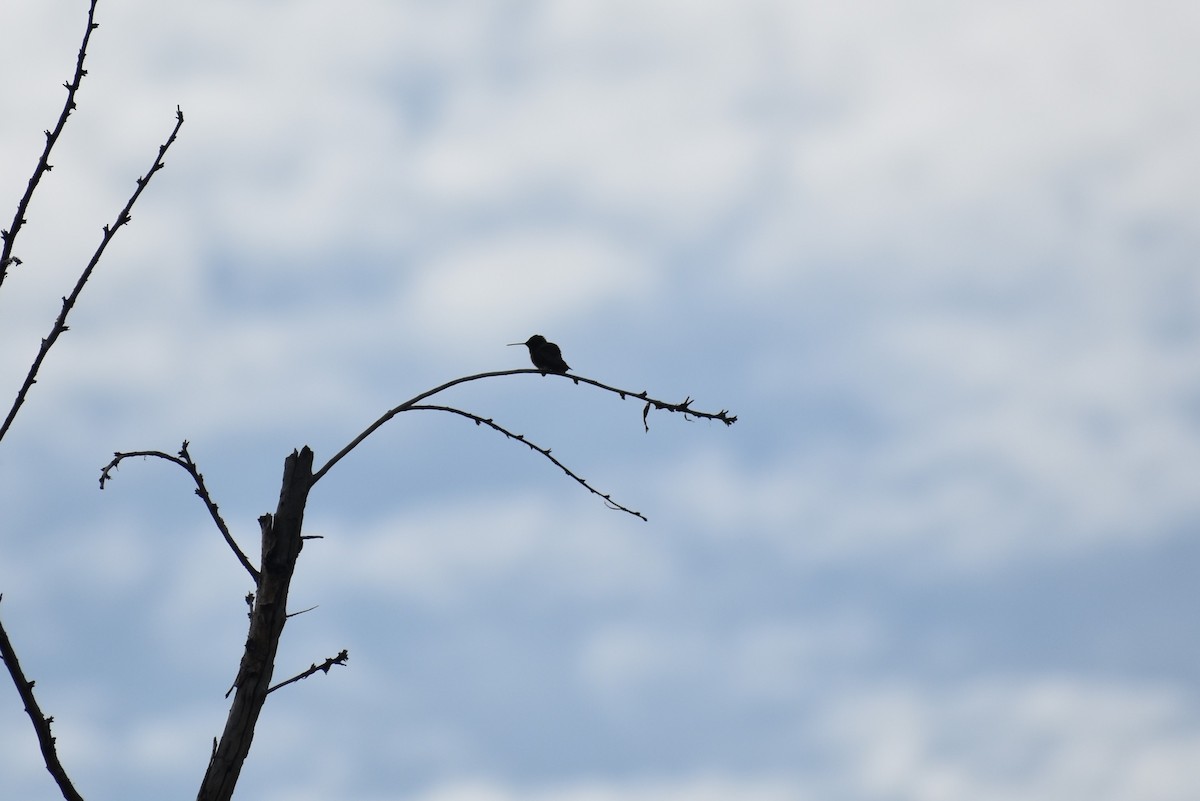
[{"x1": 506, "y1": 342, "x2": 523, "y2": 346}]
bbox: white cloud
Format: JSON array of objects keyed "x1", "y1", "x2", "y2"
[
  {"x1": 375, "y1": 677, "x2": 1200, "y2": 801},
  {"x1": 820, "y1": 677, "x2": 1200, "y2": 801},
  {"x1": 738, "y1": 0, "x2": 1200, "y2": 285},
  {"x1": 3, "y1": 3, "x2": 1199, "y2": 801},
  {"x1": 408, "y1": 775, "x2": 807, "y2": 801},
  {"x1": 399, "y1": 228, "x2": 658, "y2": 352},
  {"x1": 578, "y1": 615, "x2": 881, "y2": 707},
  {"x1": 305, "y1": 493, "x2": 674, "y2": 607}
]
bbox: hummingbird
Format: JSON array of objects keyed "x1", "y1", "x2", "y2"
[{"x1": 508, "y1": 334, "x2": 570, "y2": 374}]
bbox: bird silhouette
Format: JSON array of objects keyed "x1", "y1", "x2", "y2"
[{"x1": 508, "y1": 334, "x2": 570, "y2": 374}]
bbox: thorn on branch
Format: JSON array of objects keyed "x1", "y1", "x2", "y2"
[{"x1": 267, "y1": 650, "x2": 349, "y2": 694}]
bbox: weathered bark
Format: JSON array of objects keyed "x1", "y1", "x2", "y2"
[{"x1": 196, "y1": 447, "x2": 313, "y2": 801}]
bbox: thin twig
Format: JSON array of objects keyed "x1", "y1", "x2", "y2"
[
  {"x1": 311, "y1": 368, "x2": 736, "y2": 485},
  {"x1": 0, "y1": 105, "x2": 185, "y2": 446},
  {"x1": 0, "y1": 0, "x2": 100, "y2": 292},
  {"x1": 409, "y1": 404, "x2": 647, "y2": 520},
  {"x1": 285, "y1": 605, "x2": 318, "y2": 619},
  {"x1": 0, "y1": 596, "x2": 86, "y2": 801},
  {"x1": 267, "y1": 650, "x2": 349, "y2": 695},
  {"x1": 99, "y1": 440, "x2": 260, "y2": 582},
  {"x1": 560, "y1": 374, "x2": 737, "y2": 431}
]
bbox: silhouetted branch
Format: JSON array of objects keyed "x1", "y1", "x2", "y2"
[
  {"x1": 199, "y1": 448, "x2": 314, "y2": 801},
  {"x1": 409, "y1": 404, "x2": 646, "y2": 520},
  {"x1": 312, "y1": 368, "x2": 737, "y2": 485},
  {"x1": 99, "y1": 440, "x2": 259, "y2": 582},
  {"x1": 0, "y1": 596, "x2": 86, "y2": 801},
  {"x1": 267, "y1": 650, "x2": 349, "y2": 695},
  {"x1": 0, "y1": 105, "x2": 185, "y2": 446},
  {"x1": 285, "y1": 605, "x2": 318, "y2": 619},
  {"x1": 564, "y1": 374, "x2": 738, "y2": 431},
  {"x1": 0, "y1": 0, "x2": 100, "y2": 293}
]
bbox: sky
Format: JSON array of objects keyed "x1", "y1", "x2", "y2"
[{"x1": 1, "y1": 1, "x2": 1199, "y2": 799}]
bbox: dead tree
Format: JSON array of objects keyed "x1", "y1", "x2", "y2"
[
  {"x1": 96, "y1": 371, "x2": 734, "y2": 801},
  {"x1": 0, "y1": 5, "x2": 737, "y2": 801}
]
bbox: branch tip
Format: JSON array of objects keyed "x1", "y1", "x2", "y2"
[{"x1": 99, "y1": 447, "x2": 259, "y2": 581}]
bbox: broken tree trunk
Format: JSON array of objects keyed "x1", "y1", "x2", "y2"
[{"x1": 196, "y1": 446, "x2": 313, "y2": 801}]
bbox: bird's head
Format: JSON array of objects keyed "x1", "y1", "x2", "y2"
[{"x1": 507, "y1": 334, "x2": 547, "y2": 348}]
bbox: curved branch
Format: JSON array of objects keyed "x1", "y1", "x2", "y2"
[
  {"x1": 0, "y1": 0, "x2": 100, "y2": 293},
  {"x1": 0, "y1": 105, "x2": 185, "y2": 446},
  {"x1": 99, "y1": 440, "x2": 260, "y2": 582},
  {"x1": 312, "y1": 369, "x2": 524, "y2": 483},
  {"x1": 311, "y1": 368, "x2": 736, "y2": 485},
  {"x1": 0, "y1": 597, "x2": 86, "y2": 801},
  {"x1": 409, "y1": 404, "x2": 647, "y2": 521}
]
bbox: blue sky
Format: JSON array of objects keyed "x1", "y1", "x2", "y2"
[{"x1": 2, "y1": 1, "x2": 1199, "y2": 799}]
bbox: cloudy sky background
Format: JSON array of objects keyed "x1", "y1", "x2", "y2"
[{"x1": 2, "y1": 1, "x2": 1199, "y2": 799}]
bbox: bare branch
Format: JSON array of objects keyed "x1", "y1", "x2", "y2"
[
  {"x1": 0, "y1": 105, "x2": 185, "y2": 446},
  {"x1": 0, "y1": 596, "x2": 86, "y2": 801},
  {"x1": 565, "y1": 374, "x2": 738, "y2": 430},
  {"x1": 409, "y1": 404, "x2": 647, "y2": 521},
  {"x1": 267, "y1": 650, "x2": 349, "y2": 695},
  {"x1": 312, "y1": 368, "x2": 736, "y2": 485},
  {"x1": 99, "y1": 440, "x2": 260, "y2": 582},
  {"x1": 0, "y1": 0, "x2": 100, "y2": 293}
]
